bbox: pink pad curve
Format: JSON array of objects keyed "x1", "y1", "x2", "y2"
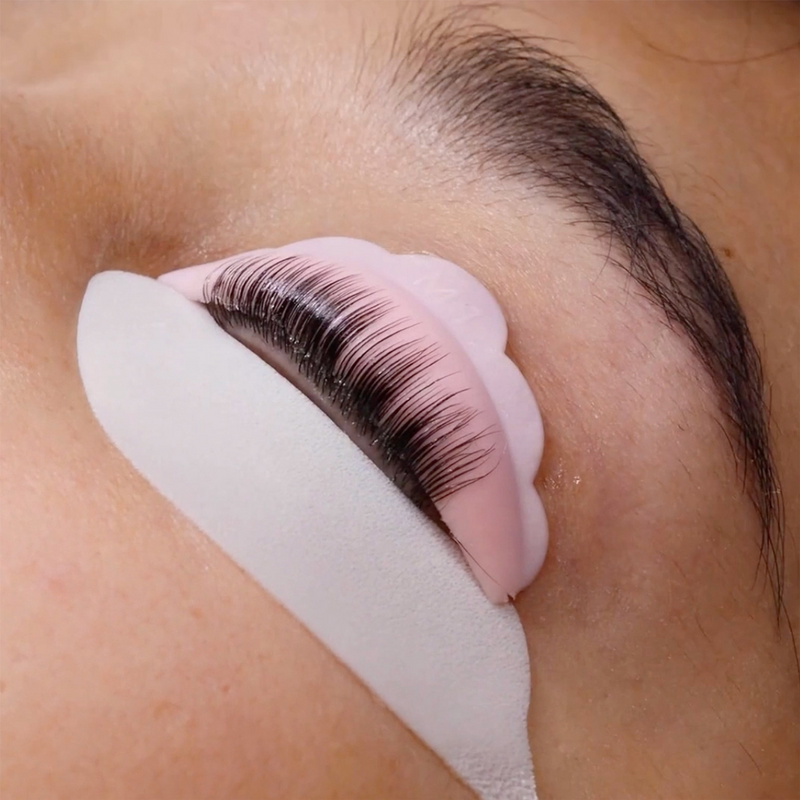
[{"x1": 159, "y1": 239, "x2": 548, "y2": 602}]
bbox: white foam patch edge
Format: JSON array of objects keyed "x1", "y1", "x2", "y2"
[{"x1": 76, "y1": 271, "x2": 537, "y2": 800}]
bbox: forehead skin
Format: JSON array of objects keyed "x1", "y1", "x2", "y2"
[{"x1": 1, "y1": 2, "x2": 798, "y2": 799}]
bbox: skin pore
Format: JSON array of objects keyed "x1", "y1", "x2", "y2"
[{"x1": 1, "y1": 2, "x2": 798, "y2": 798}]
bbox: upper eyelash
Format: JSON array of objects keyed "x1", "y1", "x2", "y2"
[{"x1": 202, "y1": 254, "x2": 499, "y2": 535}]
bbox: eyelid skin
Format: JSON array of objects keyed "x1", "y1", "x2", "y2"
[{"x1": 159, "y1": 238, "x2": 548, "y2": 602}]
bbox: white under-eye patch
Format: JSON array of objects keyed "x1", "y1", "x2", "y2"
[{"x1": 77, "y1": 240, "x2": 541, "y2": 800}]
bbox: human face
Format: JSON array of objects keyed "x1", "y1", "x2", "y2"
[{"x1": 1, "y1": 3, "x2": 798, "y2": 798}]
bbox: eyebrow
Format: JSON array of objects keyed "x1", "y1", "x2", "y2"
[{"x1": 384, "y1": 7, "x2": 785, "y2": 612}]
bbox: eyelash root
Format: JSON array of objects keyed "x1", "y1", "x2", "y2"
[{"x1": 202, "y1": 254, "x2": 498, "y2": 534}]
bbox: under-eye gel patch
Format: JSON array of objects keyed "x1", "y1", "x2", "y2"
[{"x1": 77, "y1": 238, "x2": 544, "y2": 800}]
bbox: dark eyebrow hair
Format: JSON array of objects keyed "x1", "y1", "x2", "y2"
[{"x1": 384, "y1": 7, "x2": 786, "y2": 614}]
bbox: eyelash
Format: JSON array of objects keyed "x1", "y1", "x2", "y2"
[{"x1": 202, "y1": 254, "x2": 499, "y2": 535}]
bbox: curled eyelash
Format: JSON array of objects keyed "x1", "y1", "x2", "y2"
[
  {"x1": 202, "y1": 254, "x2": 499, "y2": 536},
  {"x1": 159, "y1": 237, "x2": 549, "y2": 602}
]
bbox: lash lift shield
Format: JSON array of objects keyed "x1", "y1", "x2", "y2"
[{"x1": 159, "y1": 237, "x2": 549, "y2": 603}]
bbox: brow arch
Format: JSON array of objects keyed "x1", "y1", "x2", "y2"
[{"x1": 378, "y1": 4, "x2": 787, "y2": 621}]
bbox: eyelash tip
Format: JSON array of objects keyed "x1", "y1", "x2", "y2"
[{"x1": 158, "y1": 262, "x2": 222, "y2": 303}]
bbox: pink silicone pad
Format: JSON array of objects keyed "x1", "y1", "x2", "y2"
[{"x1": 159, "y1": 238, "x2": 548, "y2": 602}]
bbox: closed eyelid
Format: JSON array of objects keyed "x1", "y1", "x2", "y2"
[{"x1": 159, "y1": 237, "x2": 549, "y2": 603}]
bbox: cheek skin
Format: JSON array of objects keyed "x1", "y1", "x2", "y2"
[{"x1": 0, "y1": 357, "x2": 476, "y2": 800}]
